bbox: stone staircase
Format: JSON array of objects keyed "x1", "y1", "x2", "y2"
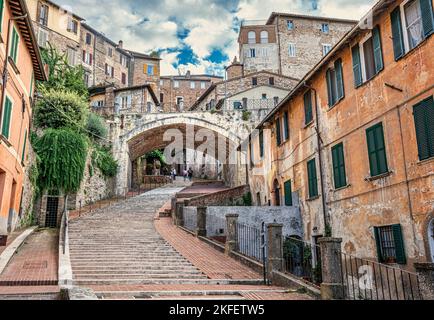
[{"x1": 68, "y1": 185, "x2": 208, "y2": 286}]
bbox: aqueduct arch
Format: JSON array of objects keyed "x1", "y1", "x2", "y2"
[{"x1": 109, "y1": 112, "x2": 253, "y2": 195}]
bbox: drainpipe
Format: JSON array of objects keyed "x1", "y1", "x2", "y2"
[
  {"x1": 303, "y1": 82, "x2": 329, "y2": 236},
  {"x1": 0, "y1": 14, "x2": 28, "y2": 130}
]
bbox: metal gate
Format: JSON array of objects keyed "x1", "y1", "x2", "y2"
[{"x1": 45, "y1": 197, "x2": 59, "y2": 228}]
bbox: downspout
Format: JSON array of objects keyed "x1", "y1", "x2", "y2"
[
  {"x1": 0, "y1": 14, "x2": 28, "y2": 130},
  {"x1": 303, "y1": 82, "x2": 329, "y2": 236}
]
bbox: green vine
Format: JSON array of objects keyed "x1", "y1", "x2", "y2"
[{"x1": 91, "y1": 145, "x2": 118, "y2": 178}]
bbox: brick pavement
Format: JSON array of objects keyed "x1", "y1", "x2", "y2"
[
  {"x1": 0, "y1": 229, "x2": 24, "y2": 255},
  {"x1": 155, "y1": 217, "x2": 262, "y2": 280},
  {"x1": 0, "y1": 229, "x2": 58, "y2": 286}
]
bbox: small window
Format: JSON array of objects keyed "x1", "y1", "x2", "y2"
[
  {"x1": 233, "y1": 101, "x2": 243, "y2": 109},
  {"x1": 276, "y1": 117, "x2": 281, "y2": 146},
  {"x1": 66, "y1": 47, "x2": 76, "y2": 66},
  {"x1": 259, "y1": 129, "x2": 264, "y2": 158},
  {"x1": 269, "y1": 77, "x2": 274, "y2": 85},
  {"x1": 374, "y1": 225, "x2": 406, "y2": 264},
  {"x1": 366, "y1": 122, "x2": 389, "y2": 177},
  {"x1": 288, "y1": 43, "x2": 296, "y2": 57},
  {"x1": 326, "y1": 59, "x2": 344, "y2": 107},
  {"x1": 174, "y1": 80, "x2": 179, "y2": 88},
  {"x1": 248, "y1": 31, "x2": 256, "y2": 44},
  {"x1": 160, "y1": 93, "x2": 164, "y2": 103},
  {"x1": 284, "y1": 180, "x2": 292, "y2": 206},
  {"x1": 260, "y1": 30, "x2": 268, "y2": 44},
  {"x1": 108, "y1": 47, "x2": 113, "y2": 57},
  {"x1": 331, "y1": 143, "x2": 347, "y2": 189},
  {"x1": 67, "y1": 18, "x2": 78, "y2": 34},
  {"x1": 10, "y1": 27, "x2": 19, "y2": 64},
  {"x1": 39, "y1": 3, "x2": 49, "y2": 26},
  {"x1": 84, "y1": 73, "x2": 90, "y2": 86},
  {"x1": 252, "y1": 77, "x2": 257, "y2": 86},
  {"x1": 282, "y1": 112, "x2": 289, "y2": 141},
  {"x1": 190, "y1": 81, "x2": 195, "y2": 89},
  {"x1": 85, "y1": 33, "x2": 92, "y2": 45},
  {"x1": 1, "y1": 96, "x2": 13, "y2": 139},
  {"x1": 304, "y1": 90, "x2": 313, "y2": 125},
  {"x1": 404, "y1": 0, "x2": 424, "y2": 50},
  {"x1": 38, "y1": 29, "x2": 49, "y2": 48},
  {"x1": 200, "y1": 82, "x2": 206, "y2": 89},
  {"x1": 261, "y1": 94, "x2": 267, "y2": 99},
  {"x1": 287, "y1": 20, "x2": 294, "y2": 30},
  {"x1": 147, "y1": 64, "x2": 154, "y2": 75},
  {"x1": 249, "y1": 48, "x2": 256, "y2": 58},
  {"x1": 322, "y1": 44, "x2": 332, "y2": 56},
  {"x1": 321, "y1": 23, "x2": 329, "y2": 33},
  {"x1": 121, "y1": 73, "x2": 127, "y2": 85}
]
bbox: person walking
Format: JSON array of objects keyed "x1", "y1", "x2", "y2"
[
  {"x1": 188, "y1": 168, "x2": 193, "y2": 181},
  {"x1": 183, "y1": 168, "x2": 188, "y2": 181},
  {"x1": 171, "y1": 168, "x2": 177, "y2": 181}
]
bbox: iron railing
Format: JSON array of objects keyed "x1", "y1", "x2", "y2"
[
  {"x1": 236, "y1": 222, "x2": 264, "y2": 262},
  {"x1": 282, "y1": 236, "x2": 323, "y2": 286},
  {"x1": 339, "y1": 251, "x2": 422, "y2": 300}
]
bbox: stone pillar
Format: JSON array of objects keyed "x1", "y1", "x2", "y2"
[
  {"x1": 414, "y1": 263, "x2": 434, "y2": 300},
  {"x1": 196, "y1": 206, "x2": 207, "y2": 237},
  {"x1": 174, "y1": 200, "x2": 185, "y2": 226},
  {"x1": 225, "y1": 214, "x2": 239, "y2": 255},
  {"x1": 318, "y1": 237, "x2": 344, "y2": 300},
  {"x1": 266, "y1": 223, "x2": 283, "y2": 280}
]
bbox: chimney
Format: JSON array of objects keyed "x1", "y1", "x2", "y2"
[
  {"x1": 185, "y1": 70, "x2": 191, "y2": 78},
  {"x1": 118, "y1": 40, "x2": 123, "y2": 49}
]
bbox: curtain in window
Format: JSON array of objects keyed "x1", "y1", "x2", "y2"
[{"x1": 405, "y1": 0, "x2": 423, "y2": 49}]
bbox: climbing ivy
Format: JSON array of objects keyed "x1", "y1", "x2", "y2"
[
  {"x1": 91, "y1": 145, "x2": 118, "y2": 178},
  {"x1": 33, "y1": 128, "x2": 88, "y2": 194}
]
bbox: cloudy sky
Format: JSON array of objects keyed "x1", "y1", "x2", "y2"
[{"x1": 56, "y1": 0, "x2": 375, "y2": 76}]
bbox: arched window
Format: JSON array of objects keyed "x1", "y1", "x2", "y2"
[
  {"x1": 248, "y1": 31, "x2": 256, "y2": 44},
  {"x1": 260, "y1": 31, "x2": 268, "y2": 44}
]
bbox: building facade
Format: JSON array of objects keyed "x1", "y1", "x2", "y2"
[
  {"x1": 240, "y1": 13, "x2": 356, "y2": 80},
  {"x1": 0, "y1": 0, "x2": 47, "y2": 235},
  {"x1": 160, "y1": 71, "x2": 222, "y2": 112},
  {"x1": 248, "y1": 0, "x2": 434, "y2": 268}
]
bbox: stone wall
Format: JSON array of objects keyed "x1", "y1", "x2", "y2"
[{"x1": 185, "y1": 185, "x2": 250, "y2": 207}]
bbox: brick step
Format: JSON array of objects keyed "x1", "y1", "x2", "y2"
[
  {"x1": 70, "y1": 259, "x2": 191, "y2": 264},
  {"x1": 74, "y1": 279, "x2": 265, "y2": 286},
  {"x1": 74, "y1": 273, "x2": 206, "y2": 279},
  {"x1": 69, "y1": 253, "x2": 185, "y2": 258},
  {"x1": 71, "y1": 266, "x2": 201, "y2": 271},
  {"x1": 69, "y1": 247, "x2": 177, "y2": 252},
  {"x1": 73, "y1": 270, "x2": 203, "y2": 276}
]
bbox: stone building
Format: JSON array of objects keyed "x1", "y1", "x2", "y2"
[
  {"x1": 190, "y1": 70, "x2": 298, "y2": 112},
  {"x1": 0, "y1": 0, "x2": 47, "y2": 235},
  {"x1": 126, "y1": 50, "x2": 161, "y2": 97},
  {"x1": 239, "y1": 13, "x2": 356, "y2": 80},
  {"x1": 160, "y1": 71, "x2": 222, "y2": 112},
  {"x1": 247, "y1": 0, "x2": 434, "y2": 269}
]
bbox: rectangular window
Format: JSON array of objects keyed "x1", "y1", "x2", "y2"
[
  {"x1": 259, "y1": 129, "x2": 264, "y2": 158},
  {"x1": 307, "y1": 158, "x2": 318, "y2": 198},
  {"x1": 83, "y1": 51, "x2": 92, "y2": 65},
  {"x1": 37, "y1": 29, "x2": 49, "y2": 48},
  {"x1": 108, "y1": 47, "x2": 113, "y2": 57},
  {"x1": 269, "y1": 77, "x2": 274, "y2": 85},
  {"x1": 276, "y1": 117, "x2": 281, "y2": 146},
  {"x1": 174, "y1": 80, "x2": 179, "y2": 88},
  {"x1": 366, "y1": 122, "x2": 389, "y2": 177},
  {"x1": 304, "y1": 90, "x2": 313, "y2": 125},
  {"x1": 287, "y1": 20, "x2": 294, "y2": 30},
  {"x1": 374, "y1": 225, "x2": 406, "y2": 264},
  {"x1": 10, "y1": 27, "x2": 19, "y2": 64},
  {"x1": 413, "y1": 96, "x2": 434, "y2": 160},
  {"x1": 249, "y1": 48, "x2": 256, "y2": 58},
  {"x1": 86, "y1": 33, "x2": 92, "y2": 45},
  {"x1": 121, "y1": 72, "x2": 127, "y2": 85},
  {"x1": 362, "y1": 37, "x2": 376, "y2": 81},
  {"x1": 147, "y1": 64, "x2": 154, "y2": 75},
  {"x1": 391, "y1": 0, "x2": 433, "y2": 60},
  {"x1": 190, "y1": 81, "x2": 195, "y2": 89},
  {"x1": 66, "y1": 47, "x2": 76, "y2": 66},
  {"x1": 283, "y1": 111, "x2": 289, "y2": 141},
  {"x1": 67, "y1": 18, "x2": 78, "y2": 34},
  {"x1": 252, "y1": 77, "x2": 257, "y2": 86},
  {"x1": 326, "y1": 59, "x2": 344, "y2": 107},
  {"x1": 321, "y1": 23, "x2": 329, "y2": 33},
  {"x1": 322, "y1": 44, "x2": 332, "y2": 56},
  {"x1": 284, "y1": 180, "x2": 293, "y2": 206},
  {"x1": 84, "y1": 73, "x2": 90, "y2": 86},
  {"x1": 1, "y1": 96, "x2": 12, "y2": 139},
  {"x1": 331, "y1": 143, "x2": 347, "y2": 189},
  {"x1": 120, "y1": 55, "x2": 127, "y2": 67},
  {"x1": 200, "y1": 82, "x2": 206, "y2": 89},
  {"x1": 288, "y1": 43, "x2": 296, "y2": 57},
  {"x1": 39, "y1": 3, "x2": 49, "y2": 26}
]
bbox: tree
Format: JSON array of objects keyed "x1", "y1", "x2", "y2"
[
  {"x1": 33, "y1": 129, "x2": 88, "y2": 194},
  {"x1": 33, "y1": 89, "x2": 89, "y2": 130},
  {"x1": 86, "y1": 113, "x2": 108, "y2": 141}
]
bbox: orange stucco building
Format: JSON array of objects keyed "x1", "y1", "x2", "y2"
[
  {"x1": 249, "y1": 0, "x2": 434, "y2": 269},
  {"x1": 0, "y1": 0, "x2": 46, "y2": 236}
]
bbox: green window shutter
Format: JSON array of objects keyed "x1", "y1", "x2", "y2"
[
  {"x1": 10, "y1": 27, "x2": 19, "y2": 63},
  {"x1": 259, "y1": 129, "x2": 264, "y2": 158},
  {"x1": 22, "y1": 130, "x2": 27, "y2": 163},
  {"x1": 392, "y1": 224, "x2": 406, "y2": 264},
  {"x1": 351, "y1": 45, "x2": 363, "y2": 87},
  {"x1": 284, "y1": 180, "x2": 292, "y2": 206},
  {"x1": 391, "y1": 7, "x2": 405, "y2": 60},
  {"x1": 30, "y1": 73, "x2": 34, "y2": 97},
  {"x1": 283, "y1": 112, "x2": 289, "y2": 140},
  {"x1": 0, "y1": 0, "x2": 4, "y2": 33},
  {"x1": 373, "y1": 227, "x2": 384, "y2": 263},
  {"x1": 335, "y1": 59, "x2": 344, "y2": 100},
  {"x1": 326, "y1": 69, "x2": 333, "y2": 107},
  {"x1": 413, "y1": 96, "x2": 434, "y2": 160},
  {"x1": 372, "y1": 26, "x2": 384, "y2": 74},
  {"x1": 366, "y1": 123, "x2": 388, "y2": 177},
  {"x1": 304, "y1": 90, "x2": 313, "y2": 124},
  {"x1": 276, "y1": 117, "x2": 281, "y2": 146},
  {"x1": 307, "y1": 159, "x2": 318, "y2": 198},
  {"x1": 332, "y1": 143, "x2": 347, "y2": 189},
  {"x1": 420, "y1": 0, "x2": 434, "y2": 37},
  {"x1": 1, "y1": 97, "x2": 12, "y2": 139}
]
